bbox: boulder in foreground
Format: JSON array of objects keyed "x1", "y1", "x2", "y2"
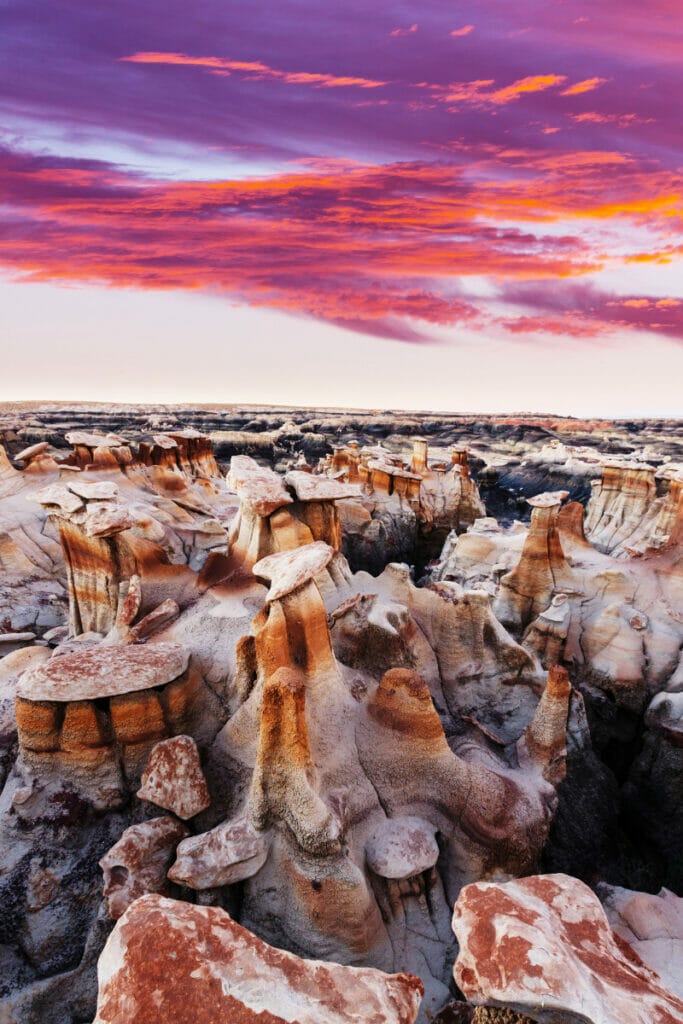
[
  {"x1": 94, "y1": 893, "x2": 424, "y2": 1024},
  {"x1": 452, "y1": 873, "x2": 683, "y2": 1024}
]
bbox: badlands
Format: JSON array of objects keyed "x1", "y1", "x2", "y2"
[{"x1": 0, "y1": 402, "x2": 681, "y2": 1024}]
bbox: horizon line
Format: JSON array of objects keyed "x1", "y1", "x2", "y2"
[{"x1": 0, "y1": 399, "x2": 680, "y2": 424}]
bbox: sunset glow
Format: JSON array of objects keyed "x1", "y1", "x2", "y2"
[{"x1": 1, "y1": 0, "x2": 681, "y2": 411}]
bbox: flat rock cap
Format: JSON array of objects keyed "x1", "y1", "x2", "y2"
[
  {"x1": 366, "y1": 816, "x2": 439, "y2": 880},
  {"x1": 368, "y1": 459, "x2": 421, "y2": 482},
  {"x1": 527, "y1": 490, "x2": 569, "y2": 508},
  {"x1": 602, "y1": 459, "x2": 656, "y2": 472},
  {"x1": 227, "y1": 455, "x2": 292, "y2": 516},
  {"x1": 152, "y1": 434, "x2": 179, "y2": 449},
  {"x1": 66, "y1": 430, "x2": 125, "y2": 448},
  {"x1": 85, "y1": 503, "x2": 134, "y2": 537},
  {"x1": 285, "y1": 470, "x2": 360, "y2": 502},
  {"x1": 253, "y1": 540, "x2": 334, "y2": 601},
  {"x1": 14, "y1": 441, "x2": 49, "y2": 462},
  {"x1": 18, "y1": 642, "x2": 190, "y2": 701},
  {"x1": 67, "y1": 479, "x2": 119, "y2": 501},
  {"x1": 29, "y1": 484, "x2": 84, "y2": 514}
]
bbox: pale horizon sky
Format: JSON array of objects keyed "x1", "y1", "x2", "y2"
[{"x1": 2, "y1": 280, "x2": 681, "y2": 419}]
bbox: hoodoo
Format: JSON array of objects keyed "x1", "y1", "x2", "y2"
[
  {"x1": 495, "y1": 491, "x2": 573, "y2": 632},
  {"x1": 319, "y1": 438, "x2": 485, "y2": 572},
  {"x1": 15, "y1": 642, "x2": 197, "y2": 803},
  {"x1": 585, "y1": 461, "x2": 683, "y2": 556}
]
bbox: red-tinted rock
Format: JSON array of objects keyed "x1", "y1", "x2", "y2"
[
  {"x1": 138, "y1": 735, "x2": 210, "y2": 820},
  {"x1": 452, "y1": 873, "x2": 683, "y2": 1024},
  {"x1": 94, "y1": 894, "x2": 424, "y2": 1024},
  {"x1": 18, "y1": 643, "x2": 189, "y2": 701},
  {"x1": 99, "y1": 818, "x2": 189, "y2": 920}
]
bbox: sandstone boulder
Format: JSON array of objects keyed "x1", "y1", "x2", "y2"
[{"x1": 168, "y1": 816, "x2": 269, "y2": 888}]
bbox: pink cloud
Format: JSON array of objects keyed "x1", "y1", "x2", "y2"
[
  {"x1": 501, "y1": 283, "x2": 683, "y2": 342},
  {"x1": 570, "y1": 111, "x2": 654, "y2": 126},
  {"x1": 390, "y1": 24, "x2": 418, "y2": 37},
  {"x1": 439, "y1": 80, "x2": 495, "y2": 104},
  {"x1": 1, "y1": 139, "x2": 680, "y2": 346},
  {"x1": 450, "y1": 25, "x2": 475, "y2": 38},
  {"x1": 499, "y1": 314, "x2": 604, "y2": 338}
]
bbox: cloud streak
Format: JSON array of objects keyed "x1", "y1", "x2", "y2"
[
  {"x1": 434, "y1": 74, "x2": 569, "y2": 109},
  {"x1": 390, "y1": 24, "x2": 418, "y2": 37},
  {"x1": 122, "y1": 51, "x2": 387, "y2": 89},
  {"x1": 1, "y1": 141, "x2": 681, "y2": 344},
  {"x1": 561, "y1": 77, "x2": 607, "y2": 96},
  {"x1": 500, "y1": 283, "x2": 683, "y2": 342}
]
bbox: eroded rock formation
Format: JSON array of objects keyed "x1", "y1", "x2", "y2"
[
  {"x1": 164, "y1": 541, "x2": 567, "y2": 1017},
  {"x1": 320, "y1": 439, "x2": 485, "y2": 572},
  {"x1": 494, "y1": 491, "x2": 573, "y2": 633},
  {"x1": 585, "y1": 461, "x2": 683, "y2": 557},
  {"x1": 226, "y1": 455, "x2": 357, "y2": 570},
  {"x1": 0, "y1": 413, "x2": 682, "y2": 1024},
  {"x1": 15, "y1": 643, "x2": 199, "y2": 805}
]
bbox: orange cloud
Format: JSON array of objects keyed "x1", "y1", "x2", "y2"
[
  {"x1": 438, "y1": 74, "x2": 567, "y2": 108},
  {"x1": 624, "y1": 251, "x2": 676, "y2": 264},
  {"x1": 450, "y1": 25, "x2": 474, "y2": 37},
  {"x1": 2, "y1": 144, "x2": 681, "y2": 343},
  {"x1": 489, "y1": 74, "x2": 567, "y2": 104},
  {"x1": 561, "y1": 77, "x2": 607, "y2": 96},
  {"x1": 619, "y1": 297, "x2": 682, "y2": 310},
  {"x1": 121, "y1": 51, "x2": 387, "y2": 89}
]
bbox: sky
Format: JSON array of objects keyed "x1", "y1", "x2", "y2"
[{"x1": 1, "y1": 1, "x2": 682, "y2": 415}]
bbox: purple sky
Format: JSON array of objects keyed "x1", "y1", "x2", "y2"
[{"x1": 1, "y1": 1, "x2": 681, "y2": 413}]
